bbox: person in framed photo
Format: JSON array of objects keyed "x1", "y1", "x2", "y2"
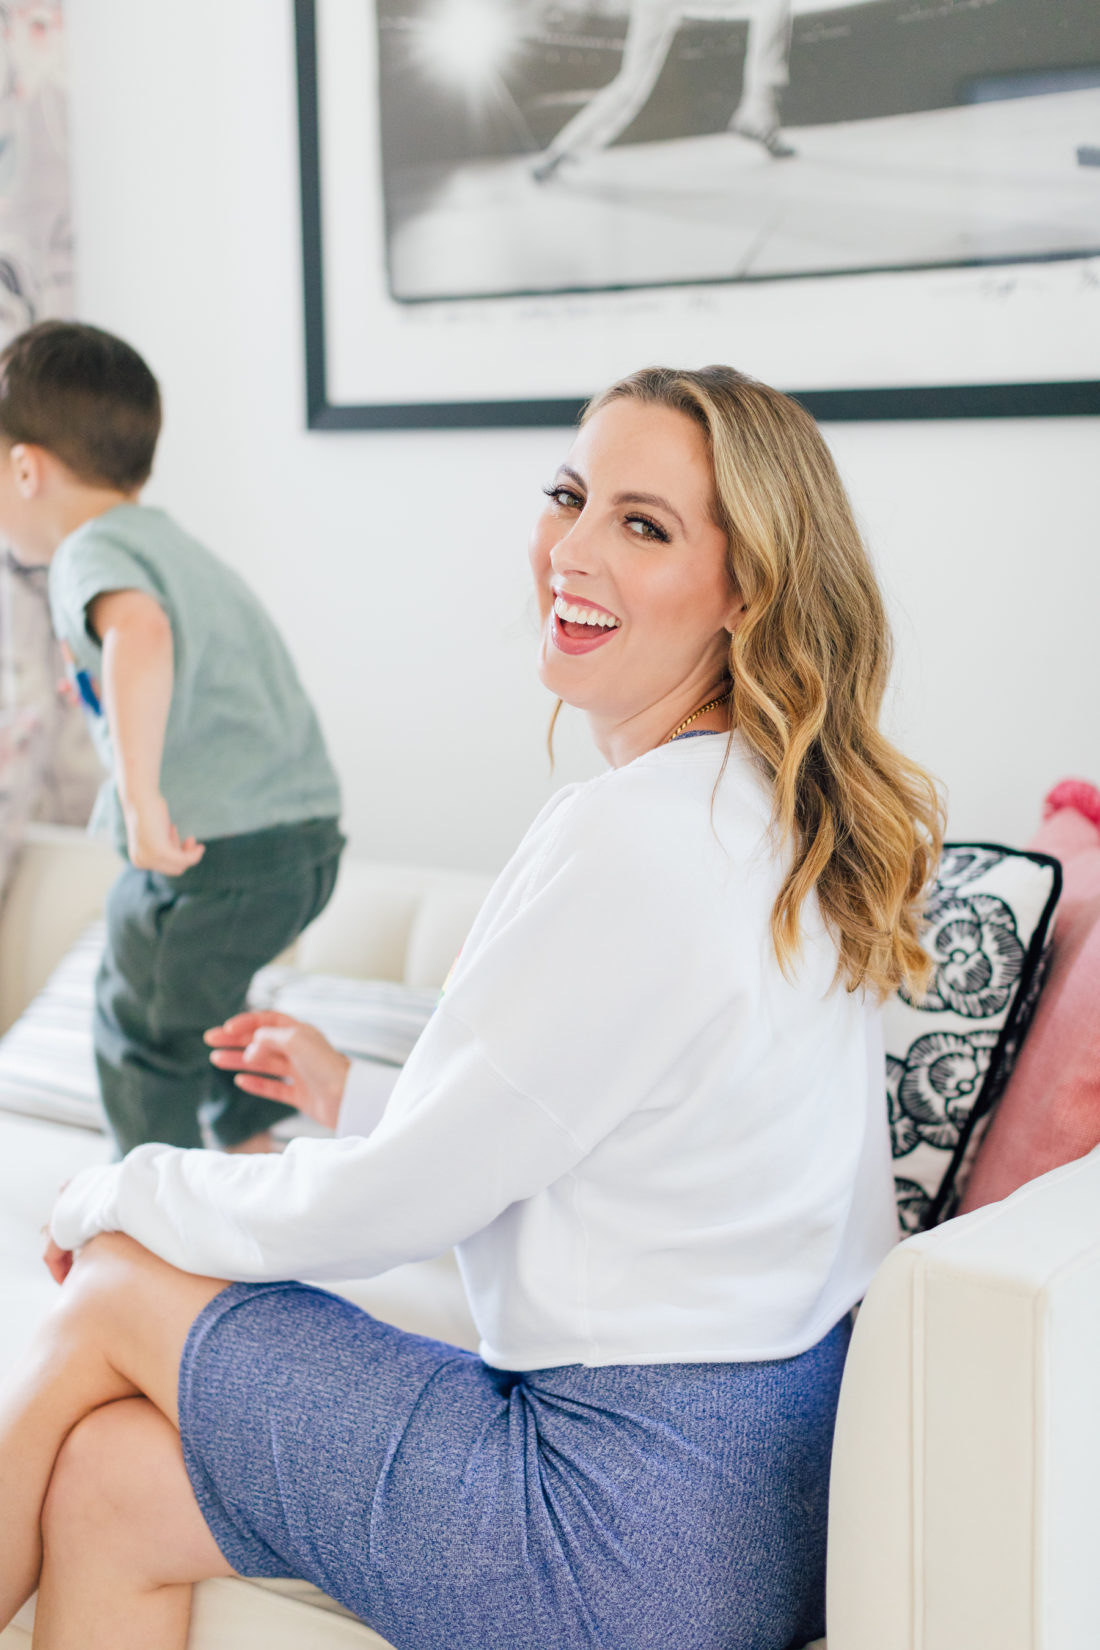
[{"x1": 532, "y1": 0, "x2": 794, "y2": 181}]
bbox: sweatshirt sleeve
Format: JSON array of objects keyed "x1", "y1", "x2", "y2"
[
  {"x1": 51, "y1": 772, "x2": 757, "y2": 1280},
  {"x1": 336, "y1": 1059, "x2": 402, "y2": 1139},
  {"x1": 49, "y1": 1024, "x2": 589, "y2": 1279}
]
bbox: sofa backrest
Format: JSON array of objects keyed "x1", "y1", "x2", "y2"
[
  {"x1": 0, "y1": 825, "x2": 494, "y2": 1034},
  {"x1": 0, "y1": 825, "x2": 120, "y2": 1034},
  {"x1": 289, "y1": 858, "x2": 493, "y2": 988}
]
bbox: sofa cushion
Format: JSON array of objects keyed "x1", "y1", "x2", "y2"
[
  {"x1": 289, "y1": 859, "x2": 492, "y2": 986},
  {"x1": 0, "y1": 1110, "x2": 111, "y2": 1387},
  {"x1": 4, "y1": 1579, "x2": 394, "y2": 1649},
  {"x1": 959, "y1": 785, "x2": 1100, "y2": 1213},
  {"x1": 0, "y1": 922, "x2": 437, "y2": 1134},
  {"x1": 882, "y1": 842, "x2": 1061, "y2": 1232},
  {"x1": 4, "y1": 1582, "x2": 830, "y2": 1649}
]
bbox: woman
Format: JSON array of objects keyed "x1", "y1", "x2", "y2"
[{"x1": 0, "y1": 367, "x2": 941, "y2": 1650}]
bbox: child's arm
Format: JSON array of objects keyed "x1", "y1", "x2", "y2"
[{"x1": 89, "y1": 589, "x2": 205, "y2": 875}]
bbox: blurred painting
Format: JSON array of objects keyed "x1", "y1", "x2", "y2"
[
  {"x1": 0, "y1": 2, "x2": 72, "y2": 332},
  {"x1": 0, "y1": 2, "x2": 98, "y2": 826}
]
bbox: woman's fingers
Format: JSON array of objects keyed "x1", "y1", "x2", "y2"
[
  {"x1": 245, "y1": 1029, "x2": 297, "y2": 1057},
  {"x1": 212, "y1": 1032, "x2": 301, "y2": 1111},
  {"x1": 233, "y1": 1072, "x2": 299, "y2": 1104},
  {"x1": 212, "y1": 1029, "x2": 294, "y2": 1062},
  {"x1": 218, "y1": 1028, "x2": 296, "y2": 1066},
  {"x1": 210, "y1": 1044, "x2": 292, "y2": 1077},
  {"x1": 204, "y1": 1010, "x2": 300, "y2": 1047},
  {"x1": 43, "y1": 1235, "x2": 74, "y2": 1285},
  {"x1": 211, "y1": 1019, "x2": 345, "y2": 1128}
]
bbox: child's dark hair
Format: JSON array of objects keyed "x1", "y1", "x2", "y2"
[{"x1": 0, "y1": 321, "x2": 161, "y2": 491}]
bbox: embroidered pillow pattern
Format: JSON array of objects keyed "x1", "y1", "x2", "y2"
[{"x1": 883, "y1": 844, "x2": 1061, "y2": 1233}]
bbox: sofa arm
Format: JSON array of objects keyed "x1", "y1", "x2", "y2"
[
  {"x1": 826, "y1": 1149, "x2": 1100, "y2": 1650},
  {"x1": 0, "y1": 825, "x2": 121, "y2": 1034}
]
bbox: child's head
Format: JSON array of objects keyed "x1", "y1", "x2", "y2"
[{"x1": 0, "y1": 321, "x2": 161, "y2": 562}]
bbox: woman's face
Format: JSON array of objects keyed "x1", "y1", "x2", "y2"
[{"x1": 529, "y1": 398, "x2": 743, "y2": 764}]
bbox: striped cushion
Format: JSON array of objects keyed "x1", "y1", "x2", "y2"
[{"x1": 0, "y1": 923, "x2": 437, "y2": 1133}]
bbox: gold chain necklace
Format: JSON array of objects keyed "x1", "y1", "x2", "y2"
[{"x1": 663, "y1": 694, "x2": 728, "y2": 745}]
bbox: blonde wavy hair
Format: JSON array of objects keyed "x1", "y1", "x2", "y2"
[{"x1": 585, "y1": 366, "x2": 944, "y2": 1000}]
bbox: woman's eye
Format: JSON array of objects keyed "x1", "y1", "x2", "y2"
[
  {"x1": 542, "y1": 484, "x2": 583, "y2": 510},
  {"x1": 625, "y1": 514, "x2": 669, "y2": 542}
]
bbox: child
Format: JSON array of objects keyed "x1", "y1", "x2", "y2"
[{"x1": 0, "y1": 320, "x2": 344, "y2": 1156}]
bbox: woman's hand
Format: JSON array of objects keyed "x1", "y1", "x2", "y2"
[
  {"x1": 204, "y1": 1012, "x2": 351, "y2": 1131},
  {"x1": 43, "y1": 1179, "x2": 74, "y2": 1283},
  {"x1": 43, "y1": 1235, "x2": 74, "y2": 1285}
]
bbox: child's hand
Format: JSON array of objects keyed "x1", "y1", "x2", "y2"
[
  {"x1": 124, "y1": 794, "x2": 205, "y2": 875},
  {"x1": 205, "y1": 1011, "x2": 351, "y2": 1131}
]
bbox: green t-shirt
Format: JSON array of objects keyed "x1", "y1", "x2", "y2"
[{"x1": 48, "y1": 504, "x2": 341, "y2": 849}]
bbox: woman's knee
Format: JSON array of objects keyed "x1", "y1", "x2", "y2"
[
  {"x1": 42, "y1": 1398, "x2": 233, "y2": 1586},
  {"x1": 59, "y1": 1230, "x2": 152, "y2": 1299},
  {"x1": 47, "y1": 1234, "x2": 160, "y2": 1347},
  {"x1": 60, "y1": 1233, "x2": 219, "y2": 1334},
  {"x1": 42, "y1": 1400, "x2": 161, "y2": 1574},
  {"x1": 47, "y1": 1233, "x2": 226, "y2": 1420}
]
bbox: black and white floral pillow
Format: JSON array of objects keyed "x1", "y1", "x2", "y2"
[{"x1": 884, "y1": 844, "x2": 1061, "y2": 1234}]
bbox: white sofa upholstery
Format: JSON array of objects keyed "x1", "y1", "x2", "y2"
[
  {"x1": 1, "y1": 826, "x2": 1095, "y2": 1649},
  {"x1": 827, "y1": 1148, "x2": 1100, "y2": 1650}
]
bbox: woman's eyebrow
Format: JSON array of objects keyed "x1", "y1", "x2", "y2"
[
  {"x1": 554, "y1": 468, "x2": 687, "y2": 535},
  {"x1": 612, "y1": 491, "x2": 685, "y2": 533}
]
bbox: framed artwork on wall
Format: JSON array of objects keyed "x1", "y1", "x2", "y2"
[
  {"x1": 295, "y1": 0, "x2": 1100, "y2": 428},
  {"x1": 0, "y1": 3, "x2": 101, "y2": 826}
]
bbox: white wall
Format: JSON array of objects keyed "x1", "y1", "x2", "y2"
[{"x1": 66, "y1": 0, "x2": 1099, "y2": 873}]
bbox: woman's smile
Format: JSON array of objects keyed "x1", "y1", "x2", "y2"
[{"x1": 550, "y1": 589, "x2": 623, "y2": 653}]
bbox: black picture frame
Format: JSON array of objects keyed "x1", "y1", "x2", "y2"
[{"x1": 295, "y1": 0, "x2": 1100, "y2": 429}]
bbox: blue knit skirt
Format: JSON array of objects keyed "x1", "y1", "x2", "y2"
[{"x1": 178, "y1": 1282, "x2": 849, "y2": 1650}]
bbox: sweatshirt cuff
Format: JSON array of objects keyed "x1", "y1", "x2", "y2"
[
  {"x1": 50, "y1": 1160, "x2": 126, "y2": 1251},
  {"x1": 337, "y1": 1059, "x2": 401, "y2": 1139}
]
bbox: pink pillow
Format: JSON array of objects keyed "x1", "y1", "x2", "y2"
[{"x1": 959, "y1": 781, "x2": 1100, "y2": 1212}]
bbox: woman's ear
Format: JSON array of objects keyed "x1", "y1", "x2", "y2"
[{"x1": 724, "y1": 592, "x2": 748, "y2": 636}]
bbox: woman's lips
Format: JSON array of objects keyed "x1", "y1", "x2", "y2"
[{"x1": 550, "y1": 607, "x2": 621, "y2": 655}]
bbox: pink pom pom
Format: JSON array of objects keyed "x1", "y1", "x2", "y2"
[{"x1": 1043, "y1": 779, "x2": 1100, "y2": 826}]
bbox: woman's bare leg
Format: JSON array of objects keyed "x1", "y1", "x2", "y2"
[
  {"x1": 35, "y1": 1397, "x2": 234, "y2": 1650},
  {"x1": 0, "y1": 1233, "x2": 229, "y2": 1630}
]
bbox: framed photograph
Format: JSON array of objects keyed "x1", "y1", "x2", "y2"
[{"x1": 296, "y1": 0, "x2": 1100, "y2": 427}]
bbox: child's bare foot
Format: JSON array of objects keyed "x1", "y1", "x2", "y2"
[{"x1": 223, "y1": 1130, "x2": 282, "y2": 1155}]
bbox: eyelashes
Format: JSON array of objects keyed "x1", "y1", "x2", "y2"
[
  {"x1": 542, "y1": 484, "x2": 581, "y2": 509},
  {"x1": 540, "y1": 485, "x2": 670, "y2": 543},
  {"x1": 625, "y1": 514, "x2": 669, "y2": 543}
]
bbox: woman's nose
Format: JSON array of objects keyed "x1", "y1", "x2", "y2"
[{"x1": 549, "y1": 520, "x2": 599, "y2": 579}]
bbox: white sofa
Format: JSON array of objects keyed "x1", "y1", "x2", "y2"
[{"x1": 1, "y1": 826, "x2": 1096, "y2": 1650}]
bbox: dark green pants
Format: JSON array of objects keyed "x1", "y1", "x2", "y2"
[{"x1": 94, "y1": 817, "x2": 344, "y2": 1155}]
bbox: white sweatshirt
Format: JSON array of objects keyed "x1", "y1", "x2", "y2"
[{"x1": 52, "y1": 735, "x2": 899, "y2": 1369}]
